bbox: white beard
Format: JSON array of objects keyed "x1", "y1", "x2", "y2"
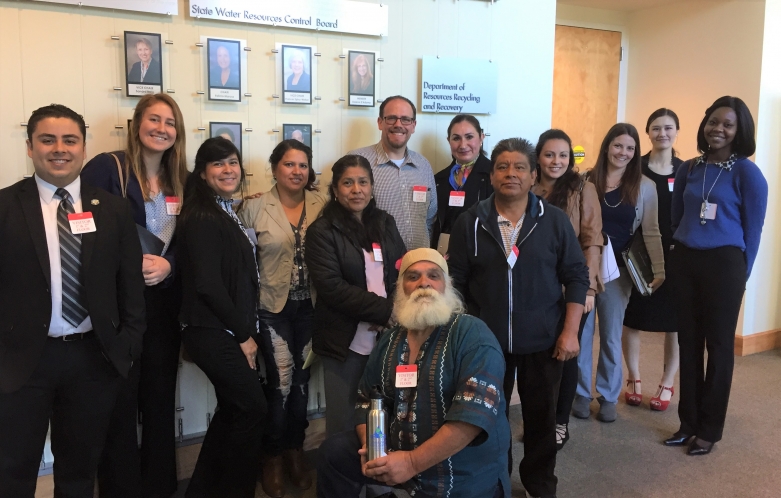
[{"x1": 394, "y1": 286, "x2": 463, "y2": 331}]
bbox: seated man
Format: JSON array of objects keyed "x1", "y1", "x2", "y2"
[{"x1": 317, "y1": 248, "x2": 510, "y2": 498}]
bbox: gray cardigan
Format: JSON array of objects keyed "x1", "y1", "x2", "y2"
[{"x1": 632, "y1": 175, "x2": 665, "y2": 280}]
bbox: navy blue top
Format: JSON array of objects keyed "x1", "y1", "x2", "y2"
[
  {"x1": 671, "y1": 157, "x2": 767, "y2": 278},
  {"x1": 602, "y1": 189, "x2": 635, "y2": 266},
  {"x1": 285, "y1": 71, "x2": 311, "y2": 92}
]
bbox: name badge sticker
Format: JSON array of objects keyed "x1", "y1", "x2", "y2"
[
  {"x1": 372, "y1": 242, "x2": 383, "y2": 262},
  {"x1": 507, "y1": 245, "x2": 519, "y2": 269},
  {"x1": 668, "y1": 179, "x2": 675, "y2": 192},
  {"x1": 395, "y1": 364, "x2": 418, "y2": 388},
  {"x1": 67, "y1": 212, "x2": 97, "y2": 234},
  {"x1": 165, "y1": 196, "x2": 181, "y2": 215},
  {"x1": 449, "y1": 191, "x2": 466, "y2": 207},
  {"x1": 412, "y1": 186, "x2": 427, "y2": 203},
  {"x1": 701, "y1": 202, "x2": 718, "y2": 220}
]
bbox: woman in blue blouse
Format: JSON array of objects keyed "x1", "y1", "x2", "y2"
[
  {"x1": 664, "y1": 96, "x2": 767, "y2": 455},
  {"x1": 81, "y1": 93, "x2": 189, "y2": 497}
]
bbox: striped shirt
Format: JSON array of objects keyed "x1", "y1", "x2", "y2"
[
  {"x1": 349, "y1": 142, "x2": 437, "y2": 250},
  {"x1": 498, "y1": 213, "x2": 525, "y2": 257}
]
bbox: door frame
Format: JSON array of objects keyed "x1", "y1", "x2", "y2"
[{"x1": 554, "y1": 17, "x2": 628, "y2": 124}]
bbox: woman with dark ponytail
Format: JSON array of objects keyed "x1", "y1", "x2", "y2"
[
  {"x1": 664, "y1": 96, "x2": 767, "y2": 455},
  {"x1": 532, "y1": 129, "x2": 602, "y2": 449}
]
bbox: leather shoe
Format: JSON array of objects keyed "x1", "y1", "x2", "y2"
[
  {"x1": 283, "y1": 447, "x2": 312, "y2": 490},
  {"x1": 664, "y1": 431, "x2": 693, "y2": 446},
  {"x1": 687, "y1": 437, "x2": 714, "y2": 456},
  {"x1": 261, "y1": 455, "x2": 286, "y2": 498}
]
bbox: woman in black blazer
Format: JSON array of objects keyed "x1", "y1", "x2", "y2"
[
  {"x1": 81, "y1": 93, "x2": 188, "y2": 498},
  {"x1": 432, "y1": 114, "x2": 493, "y2": 251},
  {"x1": 305, "y1": 154, "x2": 406, "y2": 437},
  {"x1": 177, "y1": 137, "x2": 266, "y2": 498}
]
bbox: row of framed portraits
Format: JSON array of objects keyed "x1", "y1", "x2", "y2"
[{"x1": 123, "y1": 31, "x2": 376, "y2": 107}]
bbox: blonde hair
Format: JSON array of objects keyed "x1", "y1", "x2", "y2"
[
  {"x1": 127, "y1": 93, "x2": 188, "y2": 201},
  {"x1": 350, "y1": 54, "x2": 373, "y2": 92}
]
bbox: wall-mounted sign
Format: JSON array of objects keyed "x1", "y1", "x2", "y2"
[
  {"x1": 31, "y1": 0, "x2": 178, "y2": 15},
  {"x1": 188, "y1": 0, "x2": 388, "y2": 37},
  {"x1": 420, "y1": 57, "x2": 498, "y2": 114},
  {"x1": 573, "y1": 145, "x2": 585, "y2": 164}
]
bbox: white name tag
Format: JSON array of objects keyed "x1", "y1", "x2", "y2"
[
  {"x1": 67, "y1": 212, "x2": 96, "y2": 234},
  {"x1": 412, "y1": 186, "x2": 427, "y2": 203},
  {"x1": 395, "y1": 365, "x2": 417, "y2": 388},
  {"x1": 372, "y1": 242, "x2": 383, "y2": 262},
  {"x1": 449, "y1": 191, "x2": 466, "y2": 207},
  {"x1": 668, "y1": 179, "x2": 675, "y2": 192},
  {"x1": 507, "y1": 245, "x2": 519, "y2": 269},
  {"x1": 701, "y1": 202, "x2": 718, "y2": 220},
  {"x1": 165, "y1": 196, "x2": 181, "y2": 215}
]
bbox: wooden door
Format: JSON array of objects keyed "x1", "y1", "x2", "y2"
[{"x1": 552, "y1": 25, "x2": 621, "y2": 171}]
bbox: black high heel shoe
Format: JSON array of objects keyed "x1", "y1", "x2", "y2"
[
  {"x1": 664, "y1": 431, "x2": 693, "y2": 446},
  {"x1": 687, "y1": 437, "x2": 714, "y2": 456}
]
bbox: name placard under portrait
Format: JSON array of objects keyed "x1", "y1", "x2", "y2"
[
  {"x1": 124, "y1": 31, "x2": 163, "y2": 97},
  {"x1": 347, "y1": 50, "x2": 376, "y2": 107},
  {"x1": 280, "y1": 44, "x2": 314, "y2": 105},
  {"x1": 207, "y1": 38, "x2": 243, "y2": 102}
]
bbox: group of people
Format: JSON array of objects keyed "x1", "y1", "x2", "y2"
[{"x1": 0, "y1": 92, "x2": 766, "y2": 498}]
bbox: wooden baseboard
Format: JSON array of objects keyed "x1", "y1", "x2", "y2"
[{"x1": 735, "y1": 328, "x2": 781, "y2": 356}]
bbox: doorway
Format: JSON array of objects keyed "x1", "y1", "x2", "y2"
[{"x1": 552, "y1": 25, "x2": 622, "y2": 171}]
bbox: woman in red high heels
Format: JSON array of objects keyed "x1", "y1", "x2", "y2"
[{"x1": 622, "y1": 109, "x2": 684, "y2": 412}]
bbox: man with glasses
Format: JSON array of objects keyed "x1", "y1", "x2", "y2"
[{"x1": 349, "y1": 96, "x2": 437, "y2": 250}]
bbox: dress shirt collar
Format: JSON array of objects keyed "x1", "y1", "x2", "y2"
[
  {"x1": 35, "y1": 174, "x2": 81, "y2": 204},
  {"x1": 373, "y1": 142, "x2": 422, "y2": 169}
]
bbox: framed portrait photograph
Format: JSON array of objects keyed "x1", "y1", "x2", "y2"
[
  {"x1": 210, "y1": 122, "x2": 243, "y2": 156},
  {"x1": 281, "y1": 44, "x2": 312, "y2": 105},
  {"x1": 207, "y1": 38, "x2": 242, "y2": 102},
  {"x1": 282, "y1": 124, "x2": 312, "y2": 148},
  {"x1": 348, "y1": 50, "x2": 376, "y2": 107},
  {"x1": 124, "y1": 31, "x2": 163, "y2": 97}
]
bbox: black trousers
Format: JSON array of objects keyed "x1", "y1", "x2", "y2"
[
  {"x1": 503, "y1": 348, "x2": 562, "y2": 498},
  {"x1": 0, "y1": 334, "x2": 122, "y2": 497},
  {"x1": 316, "y1": 430, "x2": 504, "y2": 498},
  {"x1": 671, "y1": 244, "x2": 746, "y2": 443},
  {"x1": 556, "y1": 312, "x2": 590, "y2": 425},
  {"x1": 98, "y1": 285, "x2": 182, "y2": 498},
  {"x1": 181, "y1": 326, "x2": 267, "y2": 498}
]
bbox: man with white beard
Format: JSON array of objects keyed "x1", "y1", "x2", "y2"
[{"x1": 316, "y1": 248, "x2": 511, "y2": 498}]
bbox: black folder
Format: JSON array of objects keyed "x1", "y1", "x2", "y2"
[
  {"x1": 136, "y1": 224, "x2": 165, "y2": 256},
  {"x1": 621, "y1": 228, "x2": 654, "y2": 296}
]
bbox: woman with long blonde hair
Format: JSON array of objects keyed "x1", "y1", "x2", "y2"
[
  {"x1": 350, "y1": 53, "x2": 374, "y2": 94},
  {"x1": 82, "y1": 93, "x2": 188, "y2": 497}
]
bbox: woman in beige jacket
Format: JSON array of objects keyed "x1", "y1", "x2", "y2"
[
  {"x1": 532, "y1": 129, "x2": 603, "y2": 449},
  {"x1": 239, "y1": 139, "x2": 326, "y2": 498}
]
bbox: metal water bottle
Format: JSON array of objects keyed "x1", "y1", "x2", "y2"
[{"x1": 366, "y1": 386, "x2": 387, "y2": 462}]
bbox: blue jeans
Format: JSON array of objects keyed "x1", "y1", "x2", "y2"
[
  {"x1": 258, "y1": 298, "x2": 314, "y2": 456},
  {"x1": 577, "y1": 271, "x2": 633, "y2": 404}
]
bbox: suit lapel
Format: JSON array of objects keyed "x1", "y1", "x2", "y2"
[
  {"x1": 18, "y1": 178, "x2": 51, "y2": 282},
  {"x1": 266, "y1": 187, "x2": 296, "y2": 246},
  {"x1": 80, "y1": 184, "x2": 100, "y2": 275}
]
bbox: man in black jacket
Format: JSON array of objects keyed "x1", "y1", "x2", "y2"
[
  {"x1": 0, "y1": 104, "x2": 146, "y2": 497},
  {"x1": 448, "y1": 137, "x2": 588, "y2": 498}
]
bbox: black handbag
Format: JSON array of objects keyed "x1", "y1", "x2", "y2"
[{"x1": 621, "y1": 228, "x2": 654, "y2": 296}]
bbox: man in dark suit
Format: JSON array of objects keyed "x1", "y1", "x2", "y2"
[
  {"x1": 127, "y1": 38, "x2": 161, "y2": 84},
  {"x1": 0, "y1": 104, "x2": 146, "y2": 497}
]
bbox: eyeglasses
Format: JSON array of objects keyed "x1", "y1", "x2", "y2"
[{"x1": 382, "y1": 115, "x2": 415, "y2": 125}]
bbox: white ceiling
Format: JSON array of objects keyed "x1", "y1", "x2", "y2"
[{"x1": 557, "y1": 0, "x2": 762, "y2": 13}]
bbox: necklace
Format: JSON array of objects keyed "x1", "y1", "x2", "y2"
[
  {"x1": 700, "y1": 163, "x2": 724, "y2": 225},
  {"x1": 603, "y1": 190, "x2": 623, "y2": 208}
]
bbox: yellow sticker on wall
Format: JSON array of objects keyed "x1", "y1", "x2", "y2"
[{"x1": 573, "y1": 146, "x2": 585, "y2": 165}]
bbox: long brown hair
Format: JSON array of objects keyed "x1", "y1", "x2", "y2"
[
  {"x1": 126, "y1": 93, "x2": 188, "y2": 201},
  {"x1": 586, "y1": 123, "x2": 642, "y2": 205},
  {"x1": 534, "y1": 129, "x2": 581, "y2": 211}
]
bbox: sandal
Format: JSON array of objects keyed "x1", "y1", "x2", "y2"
[
  {"x1": 650, "y1": 385, "x2": 674, "y2": 411},
  {"x1": 624, "y1": 379, "x2": 642, "y2": 406}
]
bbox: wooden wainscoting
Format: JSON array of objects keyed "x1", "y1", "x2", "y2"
[{"x1": 735, "y1": 329, "x2": 781, "y2": 356}]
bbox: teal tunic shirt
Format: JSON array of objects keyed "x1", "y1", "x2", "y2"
[{"x1": 355, "y1": 314, "x2": 511, "y2": 498}]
